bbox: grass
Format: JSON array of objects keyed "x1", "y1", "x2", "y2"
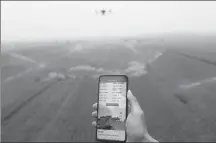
[{"x1": 1, "y1": 36, "x2": 216, "y2": 141}]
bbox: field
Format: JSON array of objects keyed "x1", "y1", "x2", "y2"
[{"x1": 1, "y1": 35, "x2": 216, "y2": 142}]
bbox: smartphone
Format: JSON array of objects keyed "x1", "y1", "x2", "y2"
[{"x1": 96, "y1": 75, "x2": 128, "y2": 142}]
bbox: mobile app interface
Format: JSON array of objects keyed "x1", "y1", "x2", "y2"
[{"x1": 97, "y1": 76, "x2": 127, "y2": 141}]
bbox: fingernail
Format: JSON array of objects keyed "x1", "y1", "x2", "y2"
[
  {"x1": 128, "y1": 90, "x2": 132, "y2": 95},
  {"x1": 128, "y1": 89, "x2": 130, "y2": 93}
]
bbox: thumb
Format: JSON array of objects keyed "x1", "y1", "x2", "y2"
[{"x1": 127, "y1": 90, "x2": 142, "y2": 113}]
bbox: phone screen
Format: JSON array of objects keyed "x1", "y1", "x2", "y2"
[{"x1": 97, "y1": 75, "x2": 128, "y2": 142}]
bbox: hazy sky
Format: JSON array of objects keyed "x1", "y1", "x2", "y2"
[{"x1": 1, "y1": 1, "x2": 216, "y2": 41}]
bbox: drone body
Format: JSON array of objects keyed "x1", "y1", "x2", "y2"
[{"x1": 94, "y1": 9, "x2": 112, "y2": 16}]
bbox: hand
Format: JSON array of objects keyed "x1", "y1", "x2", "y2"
[
  {"x1": 126, "y1": 90, "x2": 158, "y2": 142},
  {"x1": 92, "y1": 90, "x2": 158, "y2": 142}
]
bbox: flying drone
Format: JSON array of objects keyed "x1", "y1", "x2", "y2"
[{"x1": 94, "y1": 9, "x2": 112, "y2": 16}]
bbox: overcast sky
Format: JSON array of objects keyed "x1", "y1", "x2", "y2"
[{"x1": 1, "y1": 1, "x2": 216, "y2": 42}]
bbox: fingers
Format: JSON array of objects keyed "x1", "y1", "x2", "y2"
[
  {"x1": 92, "y1": 103, "x2": 97, "y2": 109},
  {"x1": 127, "y1": 90, "x2": 142, "y2": 113},
  {"x1": 92, "y1": 103, "x2": 98, "y2": 127},
  {"x1": 92, "y1": 111, "x2": 97, "y2": 118},
  {"x1": 92, "y1": 121, "x2": 97, "y2": 126}
]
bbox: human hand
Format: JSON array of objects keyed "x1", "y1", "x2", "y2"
[
  {"x1": 126, "y1": 90, "x2": 158, "y2": 142},
  {"x1": 92, "y1": 90, "x2": 158, "y2": 142}
]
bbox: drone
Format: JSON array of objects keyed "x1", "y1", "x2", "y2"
[{"x1": 94, "y1": 9, "x2": 112, "y2": 16}]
